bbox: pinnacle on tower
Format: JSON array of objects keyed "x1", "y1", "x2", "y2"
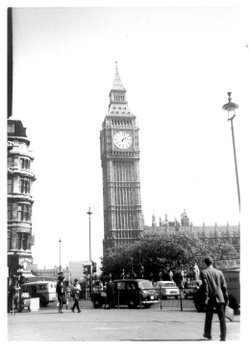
[{"x1": 112, "y1": 61, "x2": 126, "y2": 91}]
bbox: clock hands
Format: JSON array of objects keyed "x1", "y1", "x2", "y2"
[{"x1": 121, "y1": 133, "x2": 130, "y2": 142}]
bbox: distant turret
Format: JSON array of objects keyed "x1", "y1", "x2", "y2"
[
  {"x1": 152, "y1": 214, "x2": 156, "y2": 228},
  {"x1": 181, "y1": 209, "x2": 189, "y2": 227}
]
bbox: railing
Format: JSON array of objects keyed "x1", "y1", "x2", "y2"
[
  {"x1": 39, "y1": 287, "x2": 198, "y2": 312},
  {"x1": 91, "y1": 287, "x2": 197, "y2": 311}
]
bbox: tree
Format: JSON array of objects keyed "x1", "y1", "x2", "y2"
[{"x1": 101, "y1": 229, "x2": 238, "y2": 281}]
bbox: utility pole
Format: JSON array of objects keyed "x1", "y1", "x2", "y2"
[{"x1": 87, "y1": 207, "x2": 93, "y2": 296}]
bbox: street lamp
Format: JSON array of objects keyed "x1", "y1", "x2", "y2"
[
  {"x1": 58, "y1": 238, "x2": 62, "y2": 272},
  {"x1": 222, "y1": 92, "x2": 240, "y2": 211},
  {"x1": 87, "y1": 207, "x2": 93, "y2": 262},
  {"x1": 87, "y1": 207, "x2": 93, "y2": 295}
]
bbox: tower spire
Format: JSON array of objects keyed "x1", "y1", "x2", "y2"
[{"x1": 112, "y1": 61, "x2": 126, "y2": 91}]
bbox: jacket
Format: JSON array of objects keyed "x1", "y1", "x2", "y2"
[
  {"x1": 72, "y1": 283, "x2": 81, "y2": 299},
  {"x1": 201, "y1": 265, "x2": 228, "y2": 304}
]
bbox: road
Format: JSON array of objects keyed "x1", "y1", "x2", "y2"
[{"x1": 7, "y1": 302, "x2": 240, "y2": 342}]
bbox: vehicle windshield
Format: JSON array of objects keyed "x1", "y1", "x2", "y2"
[
  {"x1": 159, "y1": 282, "x2": 176, "y2": 288},
  {"x1": 138, "y1": 281, "x2": 154, "y2": 289}
]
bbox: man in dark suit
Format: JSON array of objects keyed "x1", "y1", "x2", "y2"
[{"x1": 201, "y1": 256, "x2": 229, "y2": 341}]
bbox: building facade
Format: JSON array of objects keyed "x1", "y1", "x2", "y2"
[
  {"x1": 7, "y1": 118, "x2": 36, "y2": 276},
  {"x1": 100, "y1": 64, "x2": 143, "y2": 253},
  {"x1": 145, "y1": 209, "x2": 240, "y2": 252}
]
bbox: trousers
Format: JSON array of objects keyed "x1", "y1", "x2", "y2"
[
  {"x1": 204, "y1": 297, "x2": 226, "y2": 340},
  {"x1": 58, "y1": 294, "x2": 64, "y2": 311},
  {"x1": 72, "y1": 298, "x2": 81, "y2": 312}
]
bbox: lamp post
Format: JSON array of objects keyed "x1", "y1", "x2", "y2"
[
  {"x1": 222, "y1": 92, "x2": 240, "y2": 211},
  {"x1": 87, "y1": 207, "x2": 93, "y2": 296},
  {"x1": 58, "y1": 238, "x2": 62, "y2": 272}
]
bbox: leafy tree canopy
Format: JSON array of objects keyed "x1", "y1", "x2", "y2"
[{"x1": 101, "y1": 230, "x2": 238, "y2": 282}]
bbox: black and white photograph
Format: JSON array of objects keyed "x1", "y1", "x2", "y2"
[{"x1": 2, "y1": 0, "x2": 249, "y2": 347}]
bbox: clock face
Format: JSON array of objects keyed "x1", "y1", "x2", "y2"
[{"x1": 113, "y1": 131, "x2": 132, "y2": 149}]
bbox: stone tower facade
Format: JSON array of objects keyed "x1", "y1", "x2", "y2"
[
  {"x1": 100, "y1": 64, "x2": 143, "y2": 253},
  {"x1": 7, "y1": 118, "x2": 36, "y2": 276}
]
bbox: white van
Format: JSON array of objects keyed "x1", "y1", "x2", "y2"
[{"x1": 21, "y1": 281, "x2": 57, "y2": 307}]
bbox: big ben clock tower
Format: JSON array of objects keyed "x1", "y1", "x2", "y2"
[{"x1": 100, "y1": 63, "x2": 143, "y2": 254}]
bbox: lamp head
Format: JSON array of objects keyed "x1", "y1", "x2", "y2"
[{"x1": 222, "y1": 92, "x2": 239, "y2": 120}]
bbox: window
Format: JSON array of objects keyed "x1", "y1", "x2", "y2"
[
  {"x1": 7, "y1": 230, "x2": 11, "y2": 250},
  {"x1": 8, "y1": 178, "x2": 13, "y2": 193},
  {"x1": 127, "y1": 283, "x2": 136, "y2": 290},
  {"x1": 16, "y1": 233, "x2": 30, "y2": 250},
  {"x1": 117, "y1": 282, "x2": 126, "y2": 290},
  {"x1": 18, "y1": 204, "x2": 31, "y2": 221},
  {"x1": 20, "y1": 158, "x2": 30, "y2": 170},
  {"x1": 8, "y1": 123, "x2": 15, "y2": 133},
  {"x1": 20, "y1": 178, "x2": 30, "y2": 194},
  {"x1": 8, "y1": 204, "x2": 13, "y2": 220},
  {"x1": 17, "y1": 233, "x2": 22, "y2": 250}
]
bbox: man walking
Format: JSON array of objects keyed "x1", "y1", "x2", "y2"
[
  {"x1": 201, "y1": 256, "x2": 229, "y2": 341},
  {"x1": 56, "y1": 274, "x2": 66, "y2": 313},
  {"x1": 71, "y1": 279, "x2": 81, "y2": 313}
]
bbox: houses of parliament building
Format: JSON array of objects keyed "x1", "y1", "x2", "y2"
[{"x1": 144, "y1": 209, "x2": 240, "y2": 252}]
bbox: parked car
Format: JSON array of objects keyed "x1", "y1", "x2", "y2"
[
  {"x1": 92, "y1": 279, "x2": 159, "y2": 308},
  {"x1": 21, "y1": 281, "x2": 57, "y2": 307},
  {"x1": 155, "y1": 281, "x2": 180, "y2": 299}
]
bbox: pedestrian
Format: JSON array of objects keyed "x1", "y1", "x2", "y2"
[
  {"x1": 65, "y1": 282, "x2": 71, "y2": 310},
  {"x1": 193, "y1": 263, "x2": 200, "y2": 281},
  {"x1": 8, "y1": 275, "x2": 20, "y2": 314},
  {"x1": 71, "y1": 279, "x2": 81, "y2": 313},
  {"x1": 56, "y1": 275, "x2": 65, "y2": 313},
  {"x1": 169, "y1": 269, "x2": 173, "y2": 281},
  {"x1": 105, "y1": 279, "x2": 114, "y2": 308},
  {"x1": 200, "y1": 256, "x2": 229, "y2": 341}
]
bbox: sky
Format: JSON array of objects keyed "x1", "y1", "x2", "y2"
[{"x1": 3, "y1": 2, "x2": 250, "y2": 270}]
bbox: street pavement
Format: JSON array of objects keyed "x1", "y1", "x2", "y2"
[{"x1": 7, "y1": 302, "x2": 240, "y2": 342}]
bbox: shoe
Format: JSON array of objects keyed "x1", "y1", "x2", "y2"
[
  {"x1": 220, "y1": 338, "x2": 226, "y2": 341},
  {"x1": 203, "y1": 334, "x2": 212, "y2": 340},
  {"x1": 78, "y1": 310, "x2": 81, "y2": 313},
  {"x1": 71, "y1": 308, "x2": 75, "y2": 313}
]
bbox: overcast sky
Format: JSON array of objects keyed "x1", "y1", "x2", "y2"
[{"x1": 7, "y1": 4, "x2": 249, "y2": 269}]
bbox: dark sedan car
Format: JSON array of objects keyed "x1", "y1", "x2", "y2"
[{"x1": 93, "y1": 279, "x2": 159, "y2": 308}]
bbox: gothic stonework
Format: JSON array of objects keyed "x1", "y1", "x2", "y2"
[
  {"x1": 100, "y1": 65, "x2": 143, "y2": 254},
  {"x1": 145, "y1": 211, "x2": 240, "y2": 251}
]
